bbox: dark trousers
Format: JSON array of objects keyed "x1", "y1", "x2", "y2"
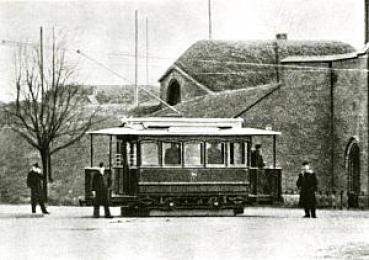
[
  {"x1": 304, "y1": 208, "x2": 316, "y2": 218},
  {"x1": 93, "y1": 194, "x2": 111, "y2": 217},
  {"x1": 93, "y1": 204, "x2": 111, "y2": 217},
  {"x1": 31, "y1": 192, "x2": 47, "y2": 213}
]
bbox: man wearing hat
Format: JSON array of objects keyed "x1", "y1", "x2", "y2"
[
  {"x1": 251, "y1": 144, "x2": 265, "y2": 168},
  {"x1": 26, "y1": 163, "x2": 49, "y2": 214},
  {"x1": 92, "y1": 162, "x2": 113, "y2": 218},
  {"x1": 296, "y1": 161, "x2": 318, "y2": 218}
]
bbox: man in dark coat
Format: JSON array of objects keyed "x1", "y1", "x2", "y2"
[
  {"x1": 92, "y1": 162, "x2": 113, "y2": 218},
  {"x1": 251, "y1": 144, "x2": 265, "y2": 168},
  {"x1": 296, "y1": 161, "x2": 318, "y2": 218},
  {"x1": 27, "y1": 163, "x2": 49, "y2": 214}
]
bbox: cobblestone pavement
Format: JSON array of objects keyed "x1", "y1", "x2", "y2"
[{"x1": 1, "y1": 205, "x2": 369, "y2": 260}]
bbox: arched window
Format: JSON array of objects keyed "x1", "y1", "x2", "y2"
[
  {"x1": 345, "y1": 138, "x2": 360, "y2": 201},
  {"x1": 166, "y1": 80, "x2": 181, "y2": 105}
]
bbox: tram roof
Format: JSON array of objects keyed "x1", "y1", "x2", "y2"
[{"x1": 88, "y1": 118, "x2": 281, "y2": 136}]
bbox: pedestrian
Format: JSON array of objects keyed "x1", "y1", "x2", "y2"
[
  {"x1": 251, "y1": 144, "x2": 265, "y2": 168},
  {"x1": 26, "y1": 163, "x2": 49, "y2": 214},
  {"x1": 92, "y1": 162, "x2": 113, "y2": 218},
  {"x1": 296, "y1": 161, "x2": 318, "y2": 218}
]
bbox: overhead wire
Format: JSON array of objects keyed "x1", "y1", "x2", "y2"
[
  {"x1": 76, "y1": 49, "x2": 182, "y2": 116},
  {"x1": 2, "y1": 38, "x2": 369, "y2": 73}
]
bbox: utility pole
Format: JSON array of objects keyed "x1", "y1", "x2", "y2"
[
  {"x1": 40, "y1": 26, "x2": 47, "y2": 201},
  {"x1": 52, "y1": 27, "x2": 55, "y2": 90},
  {"x1": 134, "y1": 10, "x2": 139, "y2": 107},
  {"x1": 208, "y1": 0, "x2": 212, "y2": 40},
  {"x1": 273, "y1": 41, "x2": 280, "y2": 82},
  {"x1": 40, "y1": 27, "x2": 44, "y2": 96},
  {"x1": 364, "y1": 0, "x2": 369, "y2": 44},
  {"x1": 146, "y1": 16, "x2": 149, "y2": 87}
]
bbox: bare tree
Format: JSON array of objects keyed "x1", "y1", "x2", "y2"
[{"x1": 4, "y1": 28, "x2": 97, "y2": 200}]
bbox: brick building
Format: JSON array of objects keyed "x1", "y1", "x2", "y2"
[{"x1": 154, "y1": 38, "x2": 369, "y2": 206}]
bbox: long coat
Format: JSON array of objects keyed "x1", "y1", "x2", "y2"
[
  {"x1": 251, "y1": 150, "x2": 265, "y2": 168},
  {"x1": 297, "y1": 171, "x2": 318, "y2": 208},
  {"x1": 92, "y1": 171, "x2": 112, "y2": 205},
  {"x1": 27, "y1": 170, "x2": 44, "y2": 200}
]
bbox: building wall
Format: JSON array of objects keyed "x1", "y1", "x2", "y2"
[
  {"x1": 159, "y1": 54, "x2": 369, "y2": 198},
  {"x1": 242, "y1": 63, "x2": 333, "y2": 193},
  {"x1": 160, "y1": 69, "x2": 209, "y2": 104},
  {"x1": 332, "y1": 55, "x2": 369, "y2": 195}
]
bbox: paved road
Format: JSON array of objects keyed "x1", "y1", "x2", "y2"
[{"x1": 1, "y1": 205, "x2": 369, "y2": 260}]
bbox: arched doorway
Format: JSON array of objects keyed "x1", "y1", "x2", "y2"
[
  {"x1": 166, "y1": 80, "x2": 181, "y2": 106},
  {"x1": 346, "y1": 140, "x2": 360, "y2": 207}
]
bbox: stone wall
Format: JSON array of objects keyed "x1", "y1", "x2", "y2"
[
  {"x1": 333, "y1": 55, "x2": 369, "y2": 195},
  {"x1": 244, "y1": 55, "x2": 369, "y2": 199},
  {"x1": 243, "y1": 63, "x2": 333, "y2": 193}
]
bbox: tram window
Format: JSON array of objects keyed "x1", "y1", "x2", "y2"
[
  {"x1": 163, "y1": 142, "x2": 182, "y2": 166},
  {"x1": 206, "y1": 142, "x2": 225, "y2": 166},
  {"x1": 128, "y1": 142, "x2": 137, "y2": 167},
  {"x1": 140, "y1": 142, "x2": 159, "y2": 166},
  {"x1": 229, "y1": 143, "x2": 247, "y2": 166},
  {"x1": 184, "y1": 143, "x2": 203, "y2": 166},
  {"x1": 114, "y1": 140, "x2": 123, "y2": 167}
]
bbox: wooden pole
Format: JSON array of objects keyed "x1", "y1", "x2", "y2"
[
  {"x1": 40, "y1": 27, "x2": 44, "y2": 96},
  {"x1": 146, "y1": 16, "x2": 149, "y2": 88},
  {"x1": 134, "y1": 10, "x2": 139, "y2": 107},
  {"x1": 109, "y1": 135, "x2": 112, "y2": 170},
  {"x1": 90, "y1": 135, "x2": 94, "y2": 167},
  {"x1": 40, "y1": 26, "x2": 48, "y2": 201},
  {"x1": 52, "y1": 27, "x2": 55, "y2": 91},
  {"x1": 329, "y1": 62, "x2": 335, "y2": 190},
  {"x1": 273, "y1": 135, "x2": 277, "y2": 169},
  {"x1": 208, "y1": 0, "x2": 212, "y2": 40},
  {"x1": 364, "y1": 0, "x2": 369, "y2": 44},
  {"x1": 273, "y1": 42, "x2": 280, "y2": 82}
]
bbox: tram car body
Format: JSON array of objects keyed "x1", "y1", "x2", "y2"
[{"x1": 83, "y1": 117, "x2": 282, "y2": 216}]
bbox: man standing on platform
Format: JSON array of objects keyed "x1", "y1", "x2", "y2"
[
  {"x1": 92, "y1": 162, "x2": 113, "y2": 218},
  {"x1": 27, "y1": 163, "x2": 49, "y2": 214},
  {"x1": 251, "y1": 144, "x2": 265, "y2": 168},
  {"x1": 296, "y1": 161, "x2": 318, "y2": 218}
]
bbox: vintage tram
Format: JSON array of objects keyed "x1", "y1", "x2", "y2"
[{"x1": 83, "y1": 117, "x2": 282, "y2": 216}]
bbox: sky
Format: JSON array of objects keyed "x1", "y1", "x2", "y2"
[{"x1": 0, "y1": 0, "x2": 365, "y2": 102}]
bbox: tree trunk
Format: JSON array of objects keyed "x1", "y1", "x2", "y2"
[{"x1": 40, "y1": 149, "x2": 49, "y2": 202}]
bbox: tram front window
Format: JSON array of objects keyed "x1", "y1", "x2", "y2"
[
  {"x1": 206, "y1": 142, "x2": 225, "y2": 165},
  {"x1": 141, "y1": 142, "x2": 159, "y2": 166},
  {"x1": 184, "y1": 143, "x2": 203, "y2": 166},
  {"x1": 163, "y1": 142, "x2": 181, "y2": 166}
]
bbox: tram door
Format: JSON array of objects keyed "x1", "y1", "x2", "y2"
[{"x1": 347, "y1": 143, "x2": 360, "y2": 208}]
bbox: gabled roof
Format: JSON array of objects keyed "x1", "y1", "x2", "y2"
[
  {"x1": 151, "y1": 83, "x2": 280, "y2": 118},
  {"x1": 162, "y1": 40, "x2": 355, "y2": 92}
]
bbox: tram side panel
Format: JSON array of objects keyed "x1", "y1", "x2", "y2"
[{"x1": 135, "y1": 168, "x2": 250, "y2": 208}]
